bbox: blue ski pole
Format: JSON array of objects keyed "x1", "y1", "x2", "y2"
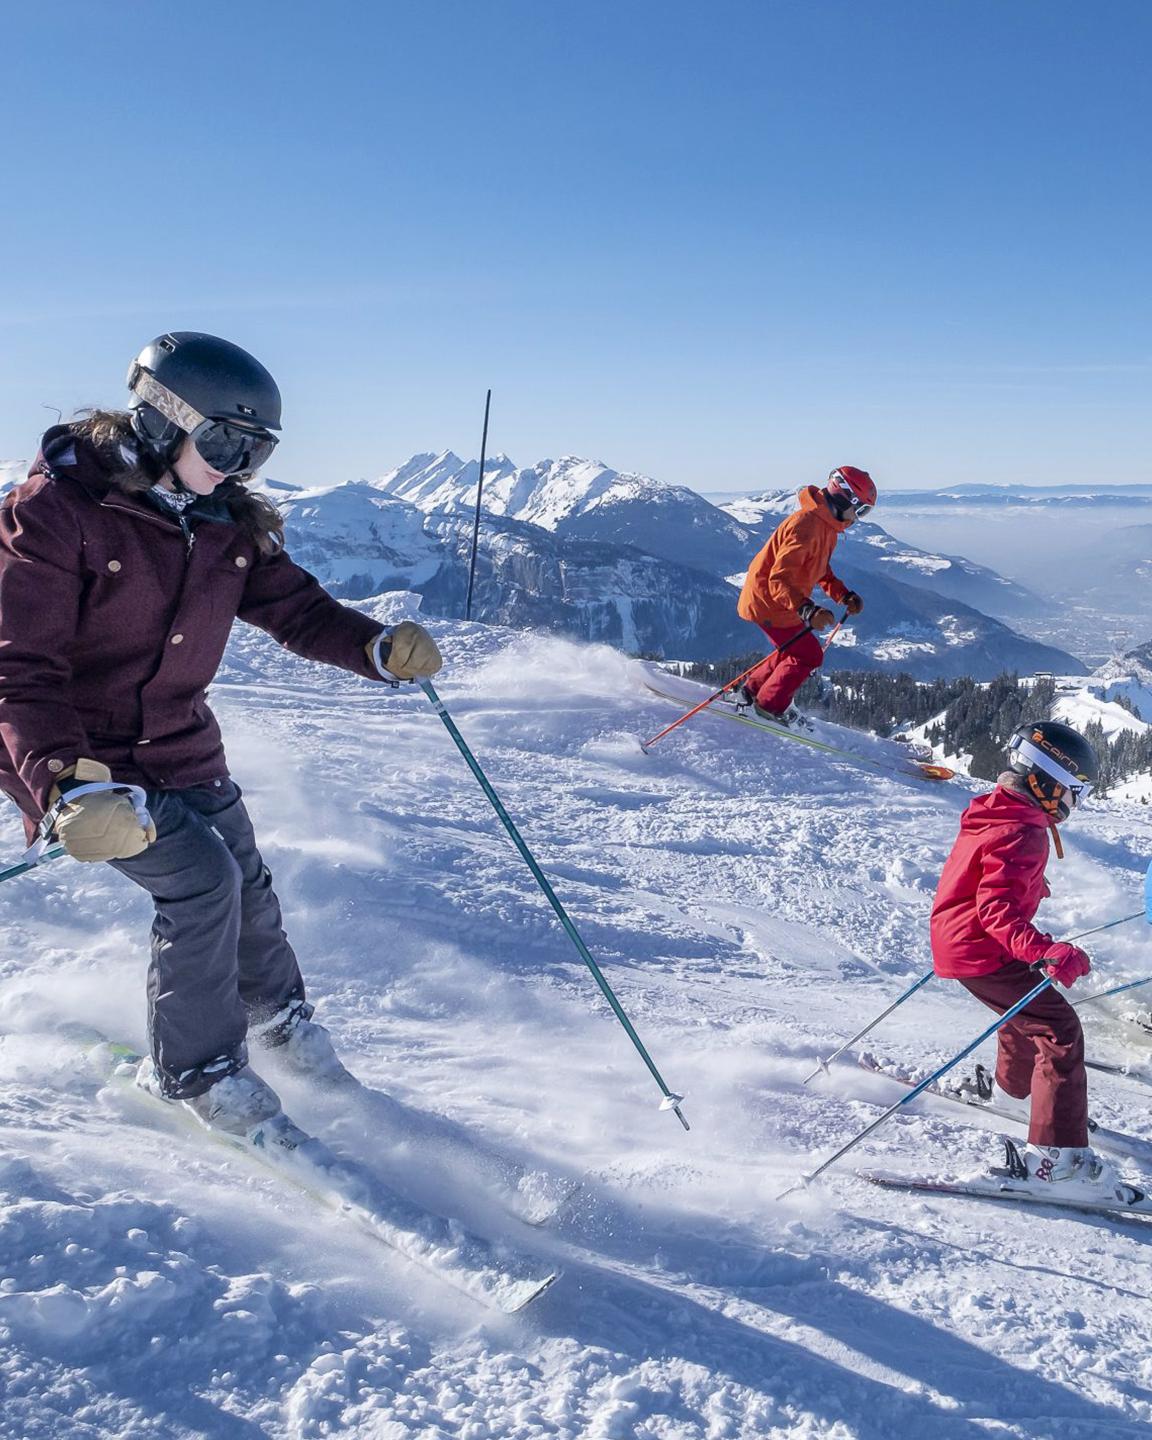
[
  {"x1": 802, "y1": 970, "x2": 934, "y2": 1084},
  {"x1": 779, "y1": 972, "x2": 1054, "y2": 1199},
  {"x1": 804, "y1": 908, "x2": 1145, "y2": 1087},
  {"x1": 419, "y1": 679, "x2": 689, "y2": 1131}
]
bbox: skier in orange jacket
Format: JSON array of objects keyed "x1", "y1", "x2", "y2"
[{"x1": 736, "y1": 467, "x2": 876, "y2": 721}]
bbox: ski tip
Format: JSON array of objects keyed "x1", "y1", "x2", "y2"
[{"x1": 916, "y1": 763, "x2": 956, "y2": 782}]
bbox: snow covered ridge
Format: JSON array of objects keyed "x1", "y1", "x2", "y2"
[
  {"x1": 0, "y1": 459, "x2": 28, "y2": 493},
  {"x1": 368, "y1": 451, "x2": 1080, "y2": 677},
  {"x1": 5, "y1": 619, "x2": 1152, "y2": 1435}
]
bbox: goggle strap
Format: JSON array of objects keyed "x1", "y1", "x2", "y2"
[{"x1": 133, "y1": 372, "x2": 207, "y2": 435}]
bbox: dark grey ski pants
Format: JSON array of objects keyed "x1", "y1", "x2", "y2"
[{"x1": 111, "y1": 779, "x2": 305, "y2": 1099}]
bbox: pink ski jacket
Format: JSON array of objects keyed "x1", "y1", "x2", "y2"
[{"x1": 930, "y1": 786, "x2": 1056, "y2": 979}]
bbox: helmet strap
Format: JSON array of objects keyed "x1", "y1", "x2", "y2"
[{"x1": 1026, "y1": 772, "x2": 1062, "y2": 817}]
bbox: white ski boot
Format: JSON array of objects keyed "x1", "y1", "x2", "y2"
[
  {"x1": 251, "y1": 1002, "x2": 354, "y2": 1086},
  {"x1": 136, "y1": 1058, "x2": 284, "y2": 1138},
  {"x1": 1016, "y1": 1140, "x2": 1140, "y2": 1203}
]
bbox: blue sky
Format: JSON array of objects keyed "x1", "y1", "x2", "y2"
[{"x1": 2, "y1": 1, "x2": 1148, "y2": 493}]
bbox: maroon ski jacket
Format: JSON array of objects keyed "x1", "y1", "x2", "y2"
[
  {"x1": 0, "y1": 427, "x2": 384, "y2": 821},
  {"x1": 930, "y1": 785, "x2": 1056, "y2": 979}
]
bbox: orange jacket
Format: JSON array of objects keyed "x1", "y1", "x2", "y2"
[{"x1": 737, "y1": 486, "x2": 851, "y2": 626}]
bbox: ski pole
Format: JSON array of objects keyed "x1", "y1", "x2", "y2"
[
  {"x1": 418, "y1": 679, "x2": 690, "y2": 1131},
  {"x1": 803, "y1": 908, "x2": 1146, "y2": 1086},
  {"x1": 0, "y1": 780, "x2": 151, "y2": 886},
  {"x1": 0, "y1": 842, "x2": 66, "y2": 885},
  {"x1": 640, "y1": 607, "x2": 851, "y2": 753},
  {"x1": 1068, "y1": 901, "x2": 1152, "y2": 1007},
  {"x1": 639, "y1": 625, "x2": 814, "y2": 753},
  {"x1": 777, "y1": 973, "x2": 1054, "y2": 1200},
  {"x1": 1074, "y1": 974, "x2": 1152, "y2": 1009},
  {"x1": 802, "y1": 970, "x2": 934, "y2": 1084}
]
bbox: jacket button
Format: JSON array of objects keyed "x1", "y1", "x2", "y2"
[
  {"x1": 234, "y1": 556, "x2": 248, "y2": 568},
  {"x1": 170, "y1": 633, "x2": 184, "y2": 645},
  {"x1": 107, "y1": 560, "x2": 122, "y2": 573},
  {"x1": 47, "y1": 759, "x2": 64, "y2": 773}
]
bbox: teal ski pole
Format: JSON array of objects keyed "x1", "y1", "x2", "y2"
[
  {"x1": 0, "y1": 843, "x2": 66, "y2": 885},
  {"x1": 419, "y1": 679, "x2": 689, "y2": 1131}
]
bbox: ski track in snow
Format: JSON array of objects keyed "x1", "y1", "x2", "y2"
[{"x1": 3, "y1": 605, "x2": 1152, "y2": 1438}]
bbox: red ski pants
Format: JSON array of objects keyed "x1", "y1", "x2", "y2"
[
  {"x1": 745, "y1": 623, "x2": 826, "y2": 717},
  {"x1": 959, "y1": 960, "x2": 1088, "y2": 1148}
]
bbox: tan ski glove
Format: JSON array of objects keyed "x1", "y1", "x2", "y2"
[
  {"x1": 51, "y1": 759, "x2": 157, "y2": 862},
  {"x1": 366, "y1": 622, "x2": 443, "y2": 681}
]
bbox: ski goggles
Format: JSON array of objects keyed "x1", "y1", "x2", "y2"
[
  {"x1": 132, "y1": 371, "x2": 279, "y2": 476},
  {"x1": 1010, "y1": 735, "x2": 1094, "y2": 807}
]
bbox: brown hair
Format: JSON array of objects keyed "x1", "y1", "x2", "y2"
[{"x1": 71, "y1": 409, "x2": 285, "y2": 555}]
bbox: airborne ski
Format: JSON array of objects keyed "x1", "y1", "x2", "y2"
[
  {"x1": 91, "y1": 1038, "x2": 560, "y2": 1313},
  {"x1": 639, "y1": 663, "x2": 954, "y2": 784}
]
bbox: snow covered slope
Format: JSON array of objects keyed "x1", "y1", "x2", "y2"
[{"x1": 3, "y1": 609, "x2": 1152, "y2": 1437}]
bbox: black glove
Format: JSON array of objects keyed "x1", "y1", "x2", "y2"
[
  {"x1": 843, "y1": 591, "x2": 864, "y2": 616},
  {"x1": 798, "y1": 601, "x2": 834, "y2": 631}
]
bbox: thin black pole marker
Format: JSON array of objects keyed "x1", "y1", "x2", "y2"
[
  {"x1": 419, "y1": 678, "x2": 689, "y2": 1130},
  {"x1": 465, "y1": 388, "x2": 492, "y2": 622}
]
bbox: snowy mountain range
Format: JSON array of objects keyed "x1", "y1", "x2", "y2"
[
  {"x1": 375, "y1": 452, "x2": 1080, "y2": 675},
  {"x1": 0, "y1": 451, "x2": 1091, "y2": 675}
]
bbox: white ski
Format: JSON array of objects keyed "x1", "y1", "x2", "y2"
[
  {"x1": 1087, "y1": 1057, "x2": 1152, "y2": 1088},
  {"x1": 861, "y1": 1167, "x2": 1152, "y2": 1221},
  {"x1": 91, "y1": 1039, "x2": 560, "y2": 1313},
  {"x1": 855, "y1": 1055, "x2": 1152, "y2": 1167},
  {"x1": 274, "y1": 1058, "x2": 583, "y2": 1226},
  {"x1": 639, "y1": 664, "x2": 953, "y2": 783}
]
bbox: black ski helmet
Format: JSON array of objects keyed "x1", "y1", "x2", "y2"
[
  {"x1": 127, "y1": 332, "x2": 282, "y2": 469},
  {"x1": 1006, "y1": 720, "x2": 1099, "y2": 820}
]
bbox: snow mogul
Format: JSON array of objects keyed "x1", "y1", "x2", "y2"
[
  {"x1": 0, "y1": 332, "x2": 443, "y2": 1134},
  {"x1": 734, "y1": 466, "x2": 874, "y2": 723},
  {"x1": 930, "y1": 720, "x2": 1123, "y2": 1197}
]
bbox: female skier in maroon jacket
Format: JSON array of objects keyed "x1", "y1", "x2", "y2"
[
  {"x1": 929, "y1": 720, "x2": 1129, "y2": 1198},
  {"x1": 0, "y1": 332, "x2": 443, "y2": 1134}
]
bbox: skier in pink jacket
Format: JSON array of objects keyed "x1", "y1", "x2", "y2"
[{"x1": 930, "y1": 720, "x2": 1130, "y2": 1200}]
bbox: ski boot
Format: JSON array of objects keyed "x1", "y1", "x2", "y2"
[
  {"x1": 136, "y1": 1057, "x2": 285, "y2": 1138},
  {"x1": 251, "y1": 1000, "x2": 355, "y2": 1086},
  {"x1": 949, "y1": 1063, "x2": 1031, "y2": 1120},
  {"x1": 728, "y1": 684, "x2": 755, "y2": 711},
  {"x1": 753, "y1": 702, "x2": 812, "y2": 731},
  {"x1": 997, "y1": 1136, "x2": 1141, "y2": 1203}
]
